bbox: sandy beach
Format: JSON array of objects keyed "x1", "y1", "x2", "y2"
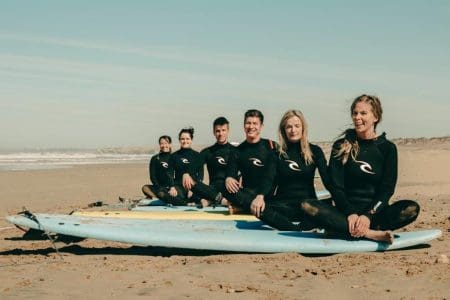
[{"x1": 0, "y1": 139, "x2": 449, "y2": 300}]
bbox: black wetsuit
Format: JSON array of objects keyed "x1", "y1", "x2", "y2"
[
  {"x1": 148, "y1": 151, "x2": 172, "y2": 194},
  {"x1": 299, "y1": 130, "x2": 420, "y2": 235},
  {"x1": 260, "y1": 143, "x2": 332, "y2": 230},
  {"x1": 225, "y1": 138, "x2": 278, "y2": 210},
  {"x1": 189, "y1": 142, "x2": 236, "y2": 203},
  {"x1": 168, "y1": 148, "x2": 204, "y2": 205}
]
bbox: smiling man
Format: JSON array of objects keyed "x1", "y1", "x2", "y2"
[
  {"x1": 225, "y1": 109, "x2": 278, "y2": 216},
  {"x1": 182, "y1": 117, "x2": 236, "y2": 207}
]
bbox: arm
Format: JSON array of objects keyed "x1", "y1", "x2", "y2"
[
  {"x1": 166, "y1": 154, "x2": 175, "y2": 188},
  {"x1": 149, "y1": 156, "x2": 160, "y2": 187},
  {"x1": 312, "y1": 145, "x2": 334, "y2": 194},
  {"x1": 225, "y1": 148, "x2": 240, "y2": 193},
  {"x1": 368, "y1": 142, "x2": 398, "y2": 214},
  {"x1": 197, "y1": 151, "x2": 205, "y2": 182},
  {"x1": 328, "y1": 142, "x2": 358, "y2": 216},
  {"x1": 255, "y1": 149, "x2": 277, "y2": 196}
]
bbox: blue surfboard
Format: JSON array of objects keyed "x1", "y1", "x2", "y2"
[{"x1": 5, "y1": 213, "x2": 442, "y2": 254}]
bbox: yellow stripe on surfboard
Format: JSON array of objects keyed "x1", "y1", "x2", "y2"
[{"x1": 72, "y1": 210, "x2": 258, "y2": 221}]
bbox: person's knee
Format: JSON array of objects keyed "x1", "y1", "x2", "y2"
[
  {"x1": 400, "y1": 201, "x2": 420, "y2": 221},
  {"x1": 142, "y1": 185, "x2": 153, "y2": 196},
  {"x1": 300, "y1": 200, "x2": 319, "y2": 216}
]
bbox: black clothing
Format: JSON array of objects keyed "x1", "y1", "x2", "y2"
[
  {"x1": 225, "y1": 138, "x2": 278, "y2": 209},
  {"x1": 296, "y1": 130, "x2": 419, "y2": 235},
  {"x1": 260, "y1": 143, "x2": 332, "y2": 230},
  {"x1": 274, "y1": 142, "x2": 332, "y2": 201},
  {"x1": 169, "y1": 148, "x2": 204, "y2": 186},
  {"x1": 150, "y1": 148, "x2": 203, "y2": 205},
  {"x1": 299, "y1": 198, "x2": 420, "y2": 237},
  {"x1": 201, "y1": 142, "x2": 236, "y2": 183},
  {"x1": 189, "y1": 143, "x2": 236, "y2": 203},
  {"x1": 329, "y1": 131, "x2": 398, "y2": 217},
  {"x1": 149, "y1": 152, "x2": 172, "y2": 190}
]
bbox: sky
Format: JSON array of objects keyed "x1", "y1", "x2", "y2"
[{"x1": 0, "y1": 0, "x2": 449, "y2": 149}]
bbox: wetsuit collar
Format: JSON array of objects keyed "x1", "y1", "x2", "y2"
[{"x1": 345, "y1": 129, "x2": 387, "y2": 145}]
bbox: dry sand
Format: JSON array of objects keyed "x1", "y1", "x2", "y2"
[{"x1": 0, "y1": 140, "x2": 449, "y2": 300}]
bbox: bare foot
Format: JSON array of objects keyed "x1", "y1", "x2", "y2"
[
  {"x1": 365, "y1": 230, "x2": 394, "y2": 244},
  {"x1": 200, "y1": 199, "x2": 210, "y2": 208}
]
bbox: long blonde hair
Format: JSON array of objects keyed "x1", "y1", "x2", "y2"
[
  {"x1": 278, "y1": 109, "x2": 313, "y2": 165},
  {"x1": 334, "y1": 94, "x2": 383, "y2": 164}
]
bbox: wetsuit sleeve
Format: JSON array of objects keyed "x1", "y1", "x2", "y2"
[
  {"x1": 167, "y1": 154, "x2": 175, "y2": 187},
  {"x1": 256, "y1": 149, "x2": 277, "y2": 196},
  {"x1": 226, "y1": 147, "x2": 240, "y2": 179},
  {"x1": 369, "y1": 142, "x2": 398, "y2": 214},
  {"x1": 198, "y1": 165, "x2": 204, "y2": 182},
  {"x1": 328, "y1": 142, "x2": 358, "y2": 216},
  {"x1": 149, "y1": 155, "x2": 160, "y2": 187},
  {"x1": 312, "y1": 145, "x2": 333, "y2": 193}
]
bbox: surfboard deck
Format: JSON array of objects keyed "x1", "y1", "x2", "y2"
[
  {"x1": 73, "y1": 207, "x2": 256, "y2": 221},
  {"x1": 5, "y1": 213, "x2": 442, "y2": 254}
]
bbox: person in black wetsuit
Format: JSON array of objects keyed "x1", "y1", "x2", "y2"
[
  {"x1": 257, "y1": 109, "x2": 333, "y2": 230},
  {"x1": 141, "y1": 135, "x2": 173, "y2": 200},
  {"x1": 182, "y1": 117, "x2": 236, "y2": 207},
  {"x1": 225, "y1": 109, "x2": 278, "y2": 216},
  {"x1": 167, "y1": 127, "x2": 204, "y2": 205},
  {"x1": 299, "y1": 95, "x2": 420, "y2": 243}
]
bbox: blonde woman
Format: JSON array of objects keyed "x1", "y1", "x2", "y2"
[
  {"x1": 300, "y1": 95, "x2": 420, "y2": 243},
  {"x1": 258, "y1": 109, "x2": 332, "y2": 231}
]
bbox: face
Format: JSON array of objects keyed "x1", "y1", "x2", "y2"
[
  {"x1": 159, "y1": 139, "x2": 171, "y2": 153},
  {"x1": 284, "y1": 116, "x2": 303, "y2": 143},
  {"x1": 179, "y1": 133, "x2": 192, "y2": 149},
  {"x1": 213, "y1": 124, "x2": 229, "y2": 145},
  {"x1": 352, "y1": 101, "x2": 378, "y2": 137},
  {"x1": 244, "y1": 116, "x2": 263, "y2": 142}
]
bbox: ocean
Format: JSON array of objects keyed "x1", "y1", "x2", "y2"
[{"x1": 0, "y1": 150, "x2": 151, "y2": 171}]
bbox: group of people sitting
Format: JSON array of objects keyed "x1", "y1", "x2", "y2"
[{"x1": 141, "y1": 94, "x2": 420, "y2": 243}]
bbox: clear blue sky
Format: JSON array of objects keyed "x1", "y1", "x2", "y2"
[{"x1": 1, "y1": 0, "x2": 449, "y2": 149}]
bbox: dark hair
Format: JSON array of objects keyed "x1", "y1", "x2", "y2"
[
  {"x1": 351, "y1": 94, "x2": 383, "y2": 129},
  {"x1": 244, "y1": 109, "x2": 264, "y2": 124},
  {"x1": 178, "y1": 127, "x2": 194, "y2": 139},
  {"x1": 158, "y1": 135, "x2": 172, "y2": 144},
  {"x1": 213, "y1": 116, "x2": 229, "y2": 128}
]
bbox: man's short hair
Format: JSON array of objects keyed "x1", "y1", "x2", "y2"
[
  {"x1": 244, "y1": 109, "x2": 264, "y2": 124},
  {"x1": 213, "y1": 116, "x2": 229, "y2": 128}
]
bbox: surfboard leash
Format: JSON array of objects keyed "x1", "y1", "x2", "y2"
[{"x1": 18, "y1": 208, "x2": 63, "y2": 259}]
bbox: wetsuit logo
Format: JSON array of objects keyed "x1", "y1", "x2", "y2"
[
  {"x1": 355, "y1": 160, "x2": 375, "y2": 174},
  {"x1": 181, "y1": 158, "x2": 190, "y2": 164},
  {"x1": 216, "y1": 156, "x2": 227, "y2": 165},
  {"x1": 161, "y1": 162, "x2": 169, "y2": 168},
  {"x1": 249, "y1": 158, "x2": 264, "y2": 167},
  {"x1": 286, "y1": 160, "x2": 301, "y2": 171}
]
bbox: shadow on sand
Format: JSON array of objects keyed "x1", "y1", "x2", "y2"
[
  {"x1": 1, "y1": 238, "x2": 431, "y2": 258},
  {"x1": 0, "y1": 242, "x2": 245, "y2": 257}
]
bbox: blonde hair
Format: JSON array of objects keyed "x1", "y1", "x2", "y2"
[
  {"x1": 335, "y1": 94, "x2": 383, "y2": 164},
  {"x1": 278, "y1": 109, "x2": 313, "y2": 165},
  {"x1": 334, "y1": 135, "x2": 359, "y2": 165}
]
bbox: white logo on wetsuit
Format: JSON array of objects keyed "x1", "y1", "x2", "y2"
[
  {"x1": 249, "y1": 158, "x2": 264, "y2": 167},
  {"x1": 181, "y1": 158, "x2": 190, "y2": 164},
  {"x1": 355, "y1": 160, "x2": 375, "y2": 174},
  {"x1": 161, "y1": 162, "x2": 169, "y2": 168},
  {"x1": 216, "y1": 156, "x2": 227, "y2": 165},
  {"x1": 286, "y1": 160, "x2": 301, "y2": 171}
]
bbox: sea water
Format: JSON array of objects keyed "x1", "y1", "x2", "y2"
[{"x1": 0, "y1": 150, "x2": 150, "y2": 171}]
